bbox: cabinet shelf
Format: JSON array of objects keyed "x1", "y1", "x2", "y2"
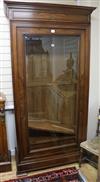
[
  {"x1": 28, "y1": 120, "x2": 74, "y2": 135},
  {"x1": 27, "y1": 80, "x2": 77, "y2": 87}
]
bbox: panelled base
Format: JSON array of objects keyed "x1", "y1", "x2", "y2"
[{"x1": 16, "y1": 146, "x2": 80, "y2": 174}]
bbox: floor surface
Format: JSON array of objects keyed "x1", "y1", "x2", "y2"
[{"x1": 0, "y1": 157, "x2": 97, "y2": 182}]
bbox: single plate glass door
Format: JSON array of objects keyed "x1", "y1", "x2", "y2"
[{"x1": 24, "y1": 35, "x2": 80, "y2": 149}]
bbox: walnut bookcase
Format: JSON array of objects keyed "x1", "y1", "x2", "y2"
[{"x1": 4, "y1": 0, "x2": 95, "y2": 174}]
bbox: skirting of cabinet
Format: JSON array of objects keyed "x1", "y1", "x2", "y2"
[{"x1": 16, "y1": 147, "x2": 79, "y2": 174}]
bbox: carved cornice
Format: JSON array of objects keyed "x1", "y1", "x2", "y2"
[{"x1": 4, "y1": 0, "x2": 96, "y2": 24}]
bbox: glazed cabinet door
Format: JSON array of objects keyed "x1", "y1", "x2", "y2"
[{"x1": 11, "y1": 25, "x2": 87, "y2": 173}]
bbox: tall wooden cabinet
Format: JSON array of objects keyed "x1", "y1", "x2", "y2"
[{"x1": 4, "y1": 0, "x2": 95, "y2": 174}]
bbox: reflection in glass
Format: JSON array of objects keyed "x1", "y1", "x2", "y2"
[{"x1": 24, "y1": 35, "x2": 80, "y2": 149}]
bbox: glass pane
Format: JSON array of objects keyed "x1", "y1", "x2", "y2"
[{"x1": 24, "y1": 35, "x2": 80, "y2": 149}]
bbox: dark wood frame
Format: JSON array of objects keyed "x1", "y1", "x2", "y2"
[{"x1": 4, "y1": 0, "x2": 95, "y2": 174}]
